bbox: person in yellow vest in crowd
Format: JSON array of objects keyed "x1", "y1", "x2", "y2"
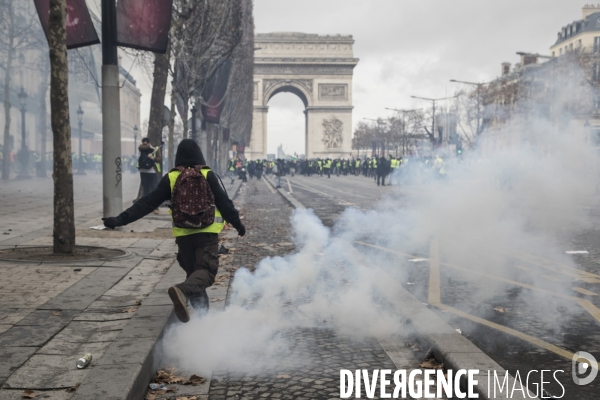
[
  {"x1": 389, "y1": 156, "x2": 399, "y2": 186},
  {"x1": 103, "y1": 139, "x2": 245, "y2": 322},
  {"x1": 227, "y1": 159, "x2": 236, "y2": 184},
  {"x1": 433, "y1": 154, "x2": 446, "y2": 179},
  {"x1": 93, "y1": 153, "x2": 101, "y2": 173},
  {"x1": 369, "y1": 157, "x2": 377, "y2": 179},
  {"x1": 323, "y1": 158, "x2": 332, "y2": 178},
  {"x1": 137, "y1": 138, "x2": 163, "y2": 213}
]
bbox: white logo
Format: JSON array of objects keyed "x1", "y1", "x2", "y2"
[{"x1": 572, "y1": 351, "x2": 598, "y2": 385}]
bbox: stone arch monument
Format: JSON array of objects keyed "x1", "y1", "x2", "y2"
[{"x1": 247, "y1": 33, "x2": 359, "y2": 159}]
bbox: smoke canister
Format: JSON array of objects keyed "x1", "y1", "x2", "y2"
[{"x1": 76, "y1": 353, "x2": 92, "y2": 369}]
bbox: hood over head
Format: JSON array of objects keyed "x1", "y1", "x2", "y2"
[{"x1": 175, "y1": 139, "x2": 207, "y2": 167}]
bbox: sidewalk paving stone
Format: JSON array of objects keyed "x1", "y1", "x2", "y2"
[{"x1": 0, "y1": 176, "x2": 246, "y2": 399}]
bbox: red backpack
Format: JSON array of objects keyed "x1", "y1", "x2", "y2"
[{"x1": 170, "y1": 166, "x2": 215, "y2": 229}]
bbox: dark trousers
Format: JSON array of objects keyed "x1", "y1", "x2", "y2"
[
  {"x1": 175, "y1": 233, "x2": 219, "y2": 310},
  {"x1": 140, "y1": 172, "x2": 156, "y2": 197},
  {"x1": 377, "y1": 173, "x2": 386, "y2": 186}
]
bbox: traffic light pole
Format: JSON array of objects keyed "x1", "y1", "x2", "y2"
[{"x1": 101, "y1": 0, "x2": 122, "y2": 217}]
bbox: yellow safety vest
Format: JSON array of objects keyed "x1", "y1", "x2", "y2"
[{"x1": 168, "y1": 168, "x2": 225, "y2": 237}]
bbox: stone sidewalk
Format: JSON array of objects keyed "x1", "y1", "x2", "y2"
[{"x1": 0, "y1": 174, "x2": 243, "y2": 400}]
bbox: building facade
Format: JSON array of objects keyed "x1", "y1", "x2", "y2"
[{"x1": 551, "y1": 5, "x2": 600, "y2": 57}]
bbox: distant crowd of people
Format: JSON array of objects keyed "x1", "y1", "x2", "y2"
[{"x1": 226, "y1": 155, "x2": 448, "y2": 187}]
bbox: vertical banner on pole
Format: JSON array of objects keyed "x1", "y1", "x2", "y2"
[
  {"x1": 115, "y1": 0, "x2": 173, "y2": 53},
  {"x1": 201, "y1": 59, "x2": 232, "y2": 125},
  {"x1": 34, "y1": 0, "x2": 100, "y2": 49}
]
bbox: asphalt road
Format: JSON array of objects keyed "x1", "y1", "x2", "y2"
[{"x1": 282, "y1": 172, "x2": 600, "y2": 399}]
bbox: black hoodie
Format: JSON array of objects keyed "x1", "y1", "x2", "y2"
[{"x1": 115, "y1": 139, "x2": 242, "y2": 231}]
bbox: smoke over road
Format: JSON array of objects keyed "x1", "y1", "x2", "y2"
[{"x1": 159, "y1": 59, "x2": 600, "y2": 377}]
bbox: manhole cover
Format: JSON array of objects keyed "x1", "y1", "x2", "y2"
[{"x1": 0, "y1": 246, "x2": 129, "y2": 263}]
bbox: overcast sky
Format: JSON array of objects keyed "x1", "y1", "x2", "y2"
[
  {"x1": 113, "y1": 0, "x2": 582, "y2": 155},
  {"x1": 254, "y1": 0, "x2": 581, "y2": 155}
]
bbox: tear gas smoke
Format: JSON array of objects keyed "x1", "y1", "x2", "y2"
[{"x1": 160, "y1": 57, "x2": 600, "y2": 375}]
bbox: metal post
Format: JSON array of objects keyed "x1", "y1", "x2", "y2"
[
  {"x1": 78, "y1": 121, "x2": 84, "y2": 174},
  {"x1": 17, "y1": 105, "x2": 30, "y2": 179},
  {"x1": 133, "y1": 125, "x2": 138, "y2": 154},
  {"x1": 101, "y1": 0, "x2": 122, "y2": 217},
  {"x1": 76, "y1": 105, "x2": 85, "y2": 175},
  {"x1": 16, "y1": 86, "x2": 30, "y2": 180}
]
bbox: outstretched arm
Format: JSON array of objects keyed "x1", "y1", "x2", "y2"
[{"x1": 104, "y1": 174, "x2": 171, "y2": 228}]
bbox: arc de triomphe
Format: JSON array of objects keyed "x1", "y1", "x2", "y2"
[{"x1": 247, "y1": 32, "x2": 359, "y2": 159}]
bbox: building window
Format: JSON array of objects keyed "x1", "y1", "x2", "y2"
[
  {"x1": 559, "y1": 48, "x2": 563, "y2": 56},
  {"x1": 552, "y1": 51, "x2": 555, "y2": 57},
  {"x1": 579, "y1": 39, "x2": 583, "y2": 47},
  {"x1": 594, "y1": 63, "x2": 600, "y2": 82},
  {"x1": 569, "y1": 43, "x2": 573, "y2": 52},
  {"x1": 595, "y1": 37, "x2": 600, "y2": 53}
]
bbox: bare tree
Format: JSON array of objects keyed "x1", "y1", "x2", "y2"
[
  {"x1": 144, "y1": 0, "x2": 244, "y2": 165},
  {"x1": 352, "y1": 121, "x2": 377, "y2": 155},
  {"x1": 49, "y1": 0, "x2": 75, "y2": 254},
  {"x1": 219, "y1": 0, "x2": 253, "y2": 172},
  {"x1": 388, "y1": 110, "x2": 427, "y2": 155},
  {"x1": 0, "y1": 1, "x2": 40, "y2": 180}
]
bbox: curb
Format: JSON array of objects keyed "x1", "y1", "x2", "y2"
[
  {"x1": 265, "y1": 175, "x2": 533, "y2": 400},
  {"x1": 263, "y1": 175, "x2": 305, "y2": 210},
  {"x1": 71, "y1": 180, "x2": 245, "y2": 400}
]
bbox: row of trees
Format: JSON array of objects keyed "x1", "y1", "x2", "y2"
[
  {"x1": 352, "y1": 110, "x2": 428, "y2": 156},
  {"x1": 0, "y1": 1, "x2": 253, "y2": 254},
  {"x1": 136, "y1": 0, "x2": 254, "y2": 173},
  {"x1": 0, "y1": 1, "x2": 46, "y2": 180}
]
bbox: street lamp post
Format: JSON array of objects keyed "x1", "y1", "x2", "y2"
[
  {"x1": 133, "y1": 124, "x2": 138, "y2": 154},
  {"x1": 411, "y1": 95, "x2": 457, "y2": 148},
  {"x1": 16, "y1": 86, "x2": 30, "y2": 180},
  {"x1": 76, "y1": 105, "x2": 85, "y2": 175}
]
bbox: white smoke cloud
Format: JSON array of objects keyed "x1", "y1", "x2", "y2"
[{"x1": 159, "y1": 57, "x2": 599, "y2": 376}]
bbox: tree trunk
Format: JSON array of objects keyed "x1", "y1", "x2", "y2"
[
  {"x1": 2, "y1": 3, "x2": 14, "y2": 181},
  {"x1": 38, "y1": 60, "x2": 50, "y2": 178},
  {"x1": 147, "y1": 43, "x2": 170, "y2": 146},
  {"x1": 182, "y1": 92, "x2": 189, "y2": 139},
  {"x1": 49, "y1": 0, "x2": 75, "y2": 254},
  {"x1": 168, "y1": 77, "x2": 176, "y2": 170}
]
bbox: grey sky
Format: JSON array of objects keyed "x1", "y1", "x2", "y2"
[
  {"x1": 101, "y1": 0, "x2": 580, "y2": 155},
  {"x1": 255, "y1": 0, "x2": 579, "y2": 154}
]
